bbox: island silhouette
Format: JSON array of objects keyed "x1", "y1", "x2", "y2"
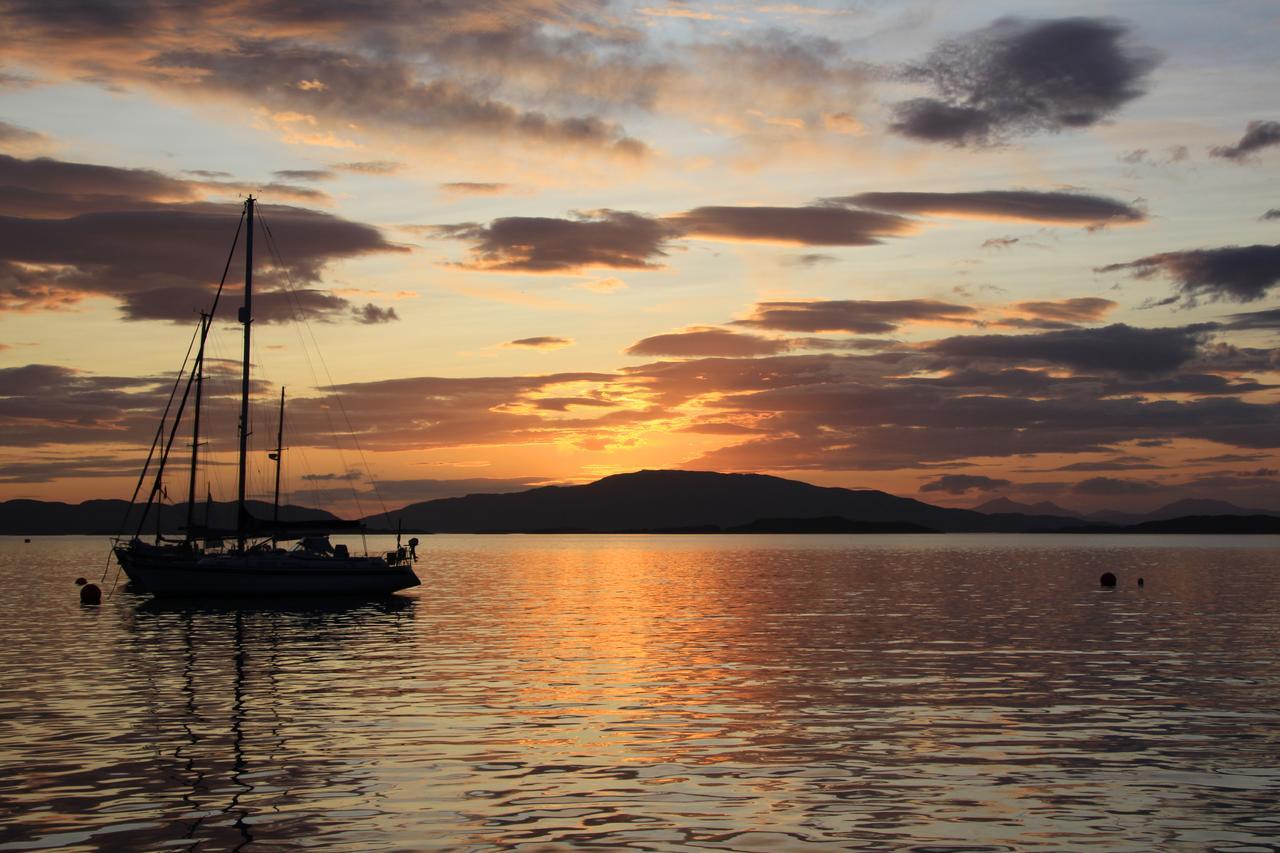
[{"x1": 4, "y1": 470, "x2": 1277, "y2": 536}]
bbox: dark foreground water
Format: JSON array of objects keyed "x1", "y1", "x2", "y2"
[{"x1": 1, "y1": 534, "x2": 1278, "y2": 851}]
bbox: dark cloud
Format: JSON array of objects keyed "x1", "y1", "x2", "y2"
[
  {"x1": 273, "y1": 169, "x2": 334, "y2": 181},
  {"x1": 1189, "y1": 453, "x2": 1269, "y2": 465},
  {"x1": 506, "y1": 336, "x2": 573, "y2": 349},
  {"x1": 287, "y1": 370, "x2": 615, "y2": 452},
  {"x1": 1221, "y1": 307, "x2": 1280, "y2": 330},
  {"x1": 890, "y1": 17, "x2": 1159, "y2": 146},
  {"x1": 836, "y1": 190, "x2": 1144, "y2": 225},
  {"x1": 436, "y1": 203, "x2": 919, "y2": 272},
  {"x1": 0, "y1": 153, "x2": 327, "y2": 218},
  {"x1": 1262, "y1": 209, "x2": 1280, "y2": 221},
  {"x1": 677, "y1": 422, "x2": 764, "y2": 436},
  {"x1": 1186, "y1": 341, "x2": 1280, "y2": 376},
  {"x1": 736, "y1": 299, "x2": 976, "y2": 334},
  {"x1": 920, "y1": 473, "x2": 1012, "y2": 494},
  {"x1": 1098, "y1": 244, "x2": 1280, "y2": 304},
  {"x1": 436, "y1": 211, "x2": 674, "y2": 272},
  {"x1": 300, "y1": 470, "x2": 363, "y2": 482},
  {"x1": 1, "y1": 1, "x2": 663, "y2": 157},
  {"x1": 669, "y1": 205, "x2": 914, "y2": 246},
  {"x1": 0, "y1": 454, "x2": 147, "y2": 483},
  {"x1": 982, "y1": 236, "x2": 1019, "y2": 250},
  {"x1": 626, "y1": 329, "x2": 788, "y2": 358},
  {"x1": 118, "y1": 285, "x2": 351, "y2": 324},
  {"x1": 441, "y1": 182, "x2": 511, "y2": 195},
  {"x1": 1071, "y1": 476, "x2": 1161, "y2": 495},
  {"x1": 352, "y1": 303, "x2": 399, "y2": 324},
  {"x1": 688, "y1": 361, "x2": 1280, "y2": 474},
  {"x1": 783, "y1": 253, "x2": 837, "y2": 267},
  {"x1": 1009, "y1": 297, "x2": 1117, "y2": 324},
  {"x1": 907, "y1": 365, "x2": 1269, "y2": 398},
  {"x1": 1053, "y1": 457, "x2": 1160, "y2": 472},
  {"x1": 531, "y1": 397, "x2": 613, "y2": 411},
  {"x1": 184, "y1": 169, "x2": 233, "y2": 178},
  {"x1": 788, "y1": 337, "x2": 900, "y2": 352},
  {"x1": 926, "y1": 323, "x2": 1212, "y2": 375},
  {"x1": 0, "y1": 152, "x2": 198, "y2": 216},
  {"x1": 0, "y1": 363, "x2": 179, "y2": 448},
  {"x1": 0, "y1": 0, "x2": 171, "y2": 37},
  {"x1": 0, "y1": 154, "x2": 405, "y2": 318},
  {"x1": 1209, "y1": 120, "x2": 1280, "y2": 162}
]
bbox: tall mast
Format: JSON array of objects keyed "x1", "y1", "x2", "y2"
[
  {"x1": 270, "y1": 386, "x2": 285, "y2": 542},
  {"x1": 235, "y1": 196, "x2": 255, "y2": 552},
  {"x1": 185, "y1": 311, "x2": 209, "y2": 541}
]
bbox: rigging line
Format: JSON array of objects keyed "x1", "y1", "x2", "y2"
[
  {"x1": 257, "y1": 218, "x2": 361, "y2": 518},
  {"x1": 259, "y1": 212, "x2": 391, "y2": 525},
  {"x1": 134, "y1": 210, "x2": 249, "y2": 542},
  {"x1": 254, "y1": 215, "x2": 352, "y2": 502},
  {"x1": 101, "y1": 321, "x2": 202, "y2": 586},
  {"x1": 105, "y1": 209, "x2": 246, "y2": 590}
]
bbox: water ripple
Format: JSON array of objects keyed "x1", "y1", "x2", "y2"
[{"x1": 1, "y1": 533, "x2": 1278, "y2": 850}]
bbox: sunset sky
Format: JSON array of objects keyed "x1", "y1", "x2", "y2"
[{"x1": 1, "y1": 0, "x2": 1278, "y2": 515}]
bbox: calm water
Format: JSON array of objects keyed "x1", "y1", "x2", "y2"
[{"x1": 1, "y1": 534, "x2": 1278, "y2": 851}]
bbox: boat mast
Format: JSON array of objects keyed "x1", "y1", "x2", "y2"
[
  {"x1": 235, "y1": 196, "x2": 254, "y2": 552},
  {"x1": 270, "y1": 386, "x2": 285, "y2": 545},
  {"x1": 185, "y1": 311, "x2": 209, "y2": 542}
]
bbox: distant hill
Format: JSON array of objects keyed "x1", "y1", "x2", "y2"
[
  {"x1": 1061, "y1": 515, "x2": 1280, "y2": 535},
  {"x1": 365, "y1": 470, "x2": 1083, "y2": 534},
  {"x1": 974, "y1": 497, "x2": 1083, "y2": 518},
  {"x1": 0, "y1": 499, "x2": 342, "y2": 536},
  {"x1": 7, "y1": 471, "x2": 1277, "y2": 536},
  {"x1": 1086, "y1": 498, "x2": 1280, "y2": 526}
]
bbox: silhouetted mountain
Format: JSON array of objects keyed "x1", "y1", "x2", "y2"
[
  {"x1": 974, "y1": 497, "x2": 1083, "y2": 518},
  {"x1": 0, "y1": 499, "x2": 341, "y2": 536},
  {"x1": 1084, "y1": 508, "x2": 1148, "y2": 526},
  {"x1": 368, "y1": 470, "x2": 1082, "y2": 533},
  {"x1": 1061, "y1": 515, "x2": 1280, "y2": 535},
  {"x1": 1086, "y1": 498, "x2": 1280, "y2": 526},
  {"x1": 10, "y1": 472, "x2": 1276, "y2": 536},
  {"x1": 1148, "y1": 498, "x2": 1279, "y2": 520}
]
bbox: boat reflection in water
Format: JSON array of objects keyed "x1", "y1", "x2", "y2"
[{"x1": 117, "y1": 595, "x2": 418, "y2": 851}]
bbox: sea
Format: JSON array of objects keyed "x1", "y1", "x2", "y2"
[{"x1": 1, "y1": 533, "x2": 1278, "y2": 851}]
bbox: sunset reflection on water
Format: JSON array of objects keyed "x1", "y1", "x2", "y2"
[{"x1": 2, "y1": 534, "x2": 1279, "y2": 850}]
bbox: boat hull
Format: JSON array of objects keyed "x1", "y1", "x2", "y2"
[{"x1": 115, "y1": 547, "x2": 420, "y2": 597}]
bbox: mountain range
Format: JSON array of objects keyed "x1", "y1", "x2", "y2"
[
  {"x1": 0, "y1": 499, "x2": 341, "y2": 536},
  {"x1": 973, "y1": 495, "x2": 1280, "y2": 525},
  {"x1": 3, "y1": 470, "x2": 1277, "y2": 535}
]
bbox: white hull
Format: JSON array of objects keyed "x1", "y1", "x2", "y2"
[{"x1": 116, "y1": 547, "x2": 420, "y2": 596}]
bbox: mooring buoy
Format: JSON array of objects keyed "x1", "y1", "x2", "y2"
[
  {"x1": 79, "y1": 582, "x2": 101, "y2": 605},
  {"x1": 1099, "y1": 572, "x2": 1117, "y2": 588}
]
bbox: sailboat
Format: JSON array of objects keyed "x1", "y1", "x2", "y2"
[{"x1": 113, "y1": 197, "x2": 420, "y2": 596}]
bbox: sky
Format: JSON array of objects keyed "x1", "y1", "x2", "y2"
[{"x1": 0, "y1": 0, "x2": 1278, "y2": 516}]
